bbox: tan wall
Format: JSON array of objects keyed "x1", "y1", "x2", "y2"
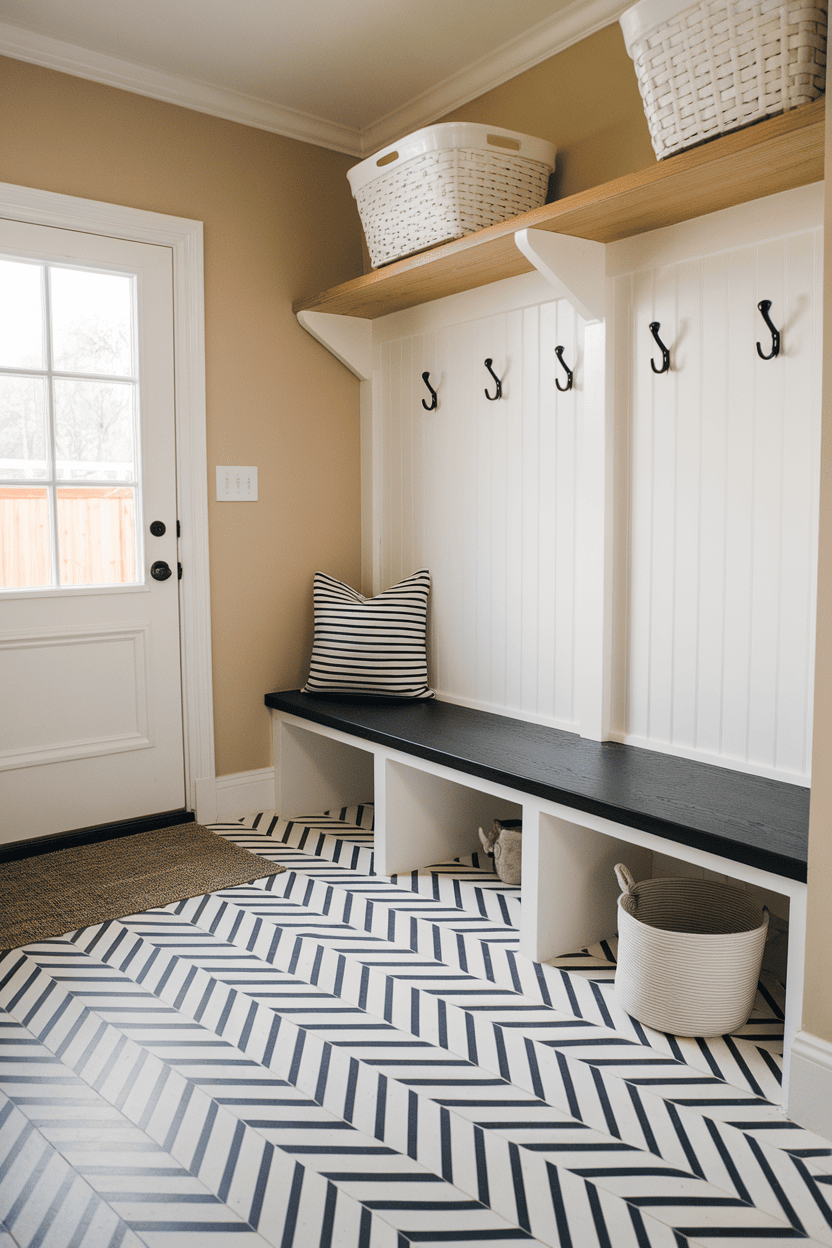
[
  {"x1": 0, "y1": 24, "x2": 655, "y2": 784},
  {"x1": 0, "y1": 55, "x2": 366, "y2": 778},
  {"x1": 803, "y1": 77, "x2": 832, "y2": 1044},
  {"x1": 437, "y1": 23, "x2": 655, "y2": 200}
]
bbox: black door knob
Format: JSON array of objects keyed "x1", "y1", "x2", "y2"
[
  {"x1": 149, "y1": 520, "x2": 166, "y2": 536},
  {"x1": 150, "y1": 561, "x2": 172, "y2": 581}
]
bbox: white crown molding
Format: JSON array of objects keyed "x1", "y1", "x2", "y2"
[
  {"x1": 0, "y1": 0, "x2": 632, "y2": 159},
  {"x1": 359, "y1": 0, "x2": 633, "y2": 153},
  {"x1": 0, "y1": 20, "x2": 364, "y2": 156}
]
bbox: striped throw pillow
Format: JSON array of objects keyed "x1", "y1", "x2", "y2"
[{"x1": 303, "y1": 569, "x2": 433, "y2": 699}]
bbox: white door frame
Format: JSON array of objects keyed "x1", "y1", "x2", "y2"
[{"x1": 0, "y1": 180, "x2": 215, "y2": 816}]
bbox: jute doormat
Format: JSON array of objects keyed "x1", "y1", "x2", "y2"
[{"x1": 0, "y1": 822, "x2": 285, "y2": 949}]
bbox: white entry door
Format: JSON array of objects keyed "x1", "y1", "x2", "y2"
[{"x1": 0, "y1": 219, "x2": 185, "y2": 844}]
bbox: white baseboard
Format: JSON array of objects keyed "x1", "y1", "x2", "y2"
[
  {"x1": 194, "y1": 767, "x2": 275, "y2": 824},
  {"x1": 788, "y1": 1031, "x2": 832, "y2": 1142}
]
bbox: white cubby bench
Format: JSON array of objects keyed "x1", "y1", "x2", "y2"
[{"x1": 265, "y1": 688, "x2": 809, "y2": 1088}]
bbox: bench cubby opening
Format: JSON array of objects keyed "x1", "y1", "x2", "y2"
[
  {"x1": 274, "y1": 716, "x2": 375, "y2": 818},
  {"x1": 523, "y1": 808, "x2": 651, "y2": 964},
  {"x1": 377, "y1": 756, "x2": 522, "y2": 877}
]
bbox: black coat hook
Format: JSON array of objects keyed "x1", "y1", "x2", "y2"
[
  {"x1": 421, "y1": 371, "x2": 437, "y2": 411},
  {"x1": 756, "y1": 299, "x2": 781, "y2": 360},
  {"x1": 484, "y1": 358, "x2": 502, "y2": 401},
  {"x1": 649, "y1": 321, "x2": 671, "y2": 374},
  {"x1": 554, "y1": 345, "x2": 573, "y2": 392}
]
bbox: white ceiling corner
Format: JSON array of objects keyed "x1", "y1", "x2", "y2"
[
  {"x1": 360, "y1": 0, "x2": 633, "y2": 154},
  {"x1": 0, "y1": 0, "x2": 632, "y2": 158}
]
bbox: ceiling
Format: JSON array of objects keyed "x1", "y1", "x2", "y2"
[{"x1": 0, "y1": 0, "x2": 630, "y2": 155}]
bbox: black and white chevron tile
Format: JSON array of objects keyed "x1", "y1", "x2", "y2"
[{"x1": 1, "y1": 803, "x2": 830, "y2": 1248}]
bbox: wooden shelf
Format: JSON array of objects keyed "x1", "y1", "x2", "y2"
[{"x1": 294, "y1": 99, "x2": 825, "y2": 321}]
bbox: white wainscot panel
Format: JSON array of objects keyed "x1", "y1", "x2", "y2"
[
  {"x1": 378, "y1": 296, "x2": 582, "y2": 731},
  {"x1": 0, "y1": 624, "x2": 151, "y2": 768},
  {"x1": 616, "y1": 216, "x2": 822, "y2": 781}
]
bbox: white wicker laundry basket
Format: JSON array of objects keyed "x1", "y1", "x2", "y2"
[
  {"x1": 620, "y1": 0, "x2": 828, "y2": 159},
  {"x1": 613, "y1": 864, "x2": 769, "y2": 1036},
  {"x1": 347, "y1": 123, "x2": 556, "y2": 268}
]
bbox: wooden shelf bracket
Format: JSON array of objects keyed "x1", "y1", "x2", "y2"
[
  {"x1": 514, "y1": 228, "x2": 606, "y2": 323},
  {"x1": 297, "y1": 309, "x2": 373, "y2": 379}
]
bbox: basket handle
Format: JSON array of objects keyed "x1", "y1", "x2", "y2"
[
  {"x1": 614, "y1": 863, "x2": 637, "y2": 894},
  {"x1": 486, "y1": 134, "x2": 521, "y2": 151}
]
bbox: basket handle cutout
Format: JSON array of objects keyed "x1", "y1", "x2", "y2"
[
  {"x1": 614, "y1": 863, "x2": 637, "y2": 895},
  {"x1": 376, "y1": 150, "x2": 398, "y2": 167},
  {"x1": 487, "y1": 135, "x2": 521, "y2": 150}
]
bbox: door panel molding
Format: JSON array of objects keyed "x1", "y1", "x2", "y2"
[
  {"x1": 0, "y1": 182, "x2": 215, "y2": 810},
  {"x1": 0, "y1": 732, "x2": 152, "y2": 771},
  {"x1": 0, "y1": 624, "x2": 152, "y2": 768}
]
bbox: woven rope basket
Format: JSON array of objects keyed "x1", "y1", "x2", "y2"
[
  {"x1": 620, "y1": 0, "x2": 828, "y2": 159},
  {"x1": 348, "y1": 123, "x2": 555, "y2": 269},
  {"x1": 613, "y1": 864, "x2": 769, "y2": 1036}
]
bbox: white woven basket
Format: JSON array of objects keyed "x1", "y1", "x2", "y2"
[
  {"x1": 613, "y1": 864, "x2": 769, "y2": 1036},
  {"x1": 620, "y1": 0, "x2": 827, "y2": 159},
  {"x1": 347, "y1": 123, "x2": 556, "y2": 268}
]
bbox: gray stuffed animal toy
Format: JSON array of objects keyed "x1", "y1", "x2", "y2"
[{"x1": 477, "y1": 818, "x2": 522, "y2": 885}]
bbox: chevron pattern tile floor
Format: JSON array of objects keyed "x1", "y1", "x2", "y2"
[{"x1": 1, "y1": 805, "x2": 831, "y2": 1248}]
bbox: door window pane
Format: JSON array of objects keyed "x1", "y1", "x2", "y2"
[
  {"x1": 0, "y1": 259, "x2": 44, "y2": 370},
  {"x1": 0, "y1": 375, "x2": 48, "y2": 480},
  {"x1": 0, "y1": 258, "x2": 141, "y2": 592},
  {"x1": 0, "y1": 486, "x2": 50, "y2": 588},
  {"x1": 57, "y1": 486, "x2": 136, "y2": 585},
  {"x1": 53, "y1": 378, "x2": 135, "y2": 481},
  {"x1": 50, "y1": 268, "x2": 133, "y2": 377}
]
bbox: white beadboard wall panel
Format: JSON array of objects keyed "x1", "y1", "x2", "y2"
[
  {"x1": 775, "y1": 228, "x2": 821, "y2": 776},
  {"x1": 520, "y1": 304, "x2": 542, "y2": 714},
  {"x1": 548, "y1": 300, "x2": 578, "y2": 723},
  {"x1": 623, "y1": 267, "x2": 654, "y2": 745},
  {"x1": 610, "y1": 276, "x2": 634, "y2": 739},
  {"x1": 672, "y1": 256, "x2": 705, "y2": 751},
  {"x1": 747, "y1": 238, "x2": 786, "y2": 768},
  {"x1": 721, "y1": 247, "x2": 756, "y2": 763},
  {"x1": 364, "y1": 187, "x2": 821, "y2": 781},
  {"x1": 378, "y1": 296, "x2": 582, "y2": 730},
  {"x1": 648, "y1": 262, "x2": 679, "y2": 748},
  {"x1": 615, "y1": 219, "x2": 822, "y2": 781},
  {"x1": 695, "y1": 251, "x2": 730, "y2": 761}
]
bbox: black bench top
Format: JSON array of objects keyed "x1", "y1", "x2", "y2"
[{"x1": 264, "y1": 690, "x2": 810, "y2": 883}]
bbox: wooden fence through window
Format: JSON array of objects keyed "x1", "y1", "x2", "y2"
[{"x1": 0, "y1": 487, "x2": 136, "y2": 587}]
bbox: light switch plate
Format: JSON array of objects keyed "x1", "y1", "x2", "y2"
[{"x1": 216, "y1": 466, "x2": 258, "y2": 501}]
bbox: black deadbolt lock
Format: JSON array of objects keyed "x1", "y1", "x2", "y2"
[
  {"x1": 150, "y1": 520, "x2": 166, "y2": 536},
  {"x1": 150, "y1": 561, "x2": 173, "y2": 581}
]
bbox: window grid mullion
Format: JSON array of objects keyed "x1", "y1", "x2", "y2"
[
  {"x1": 43, "y1": 265, "x2": 60, "y2": 588},
  {"x1": 0, "y1": 365, "x2": 137, "y2": 386}
]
